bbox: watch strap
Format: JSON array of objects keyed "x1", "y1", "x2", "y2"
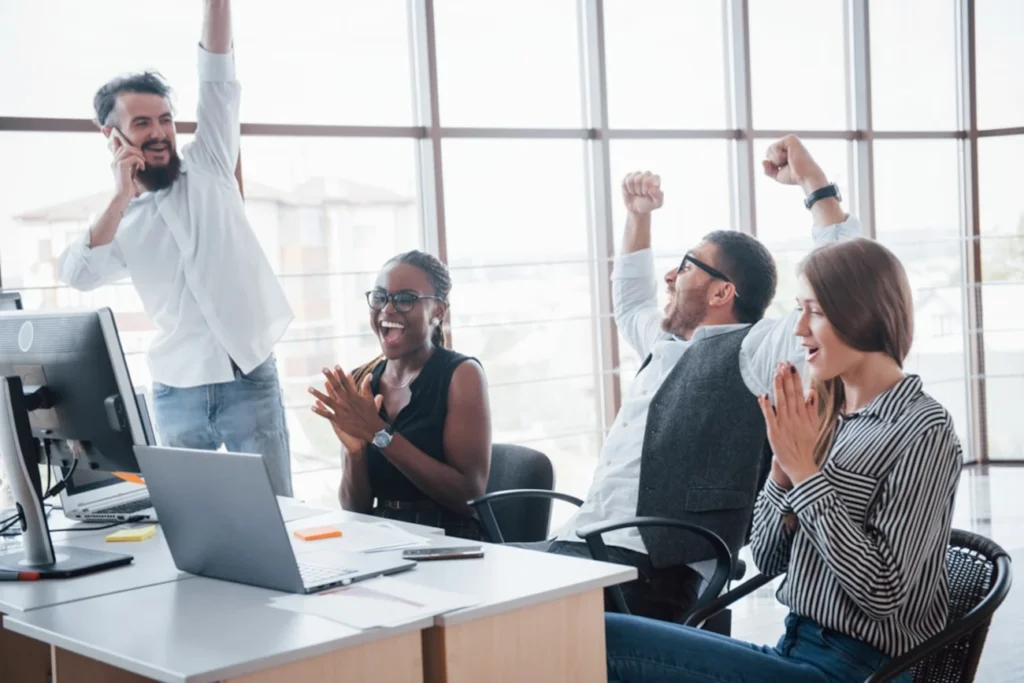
[{"x1": 804, "y1": 183, "x2": 840, "y2": 210}]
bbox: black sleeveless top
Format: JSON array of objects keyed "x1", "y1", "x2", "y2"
[{"x1": 366, "y1": 347, "x2": 476, "y2": 501}]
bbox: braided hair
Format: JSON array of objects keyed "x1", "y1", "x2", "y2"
[{"x1": 352, "y1": 250, "x2": 452, "y2": 386}]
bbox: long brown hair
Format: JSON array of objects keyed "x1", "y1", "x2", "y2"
[
  {"x1": 800, "y1": 238, "x2": 914, "y2": 464},
  {"x1": 351, "y1": 250, "x2": 452, "y2": 387}
]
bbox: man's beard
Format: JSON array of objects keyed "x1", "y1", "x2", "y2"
[
  {"x1": 661, "y1": 283, "x2": 709, "y2": 339},
  {"x1": 136, "y1": 145, "x2": 182, "y2": 191}
]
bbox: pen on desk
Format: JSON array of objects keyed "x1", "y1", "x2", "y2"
[{"x1": 0, "y1": 570, "x2": 40, "y2": 581}]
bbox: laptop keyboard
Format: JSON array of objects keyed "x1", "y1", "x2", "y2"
[
  {"x1": 103, "y1": 498, "x2": 153, "y2": 515},
  {"x1": 297, "y1": 562, "x2": 357, "y2": 586}
]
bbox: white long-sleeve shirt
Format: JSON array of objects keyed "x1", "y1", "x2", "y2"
[
  {"x1": 57, "y1": 46, "x2": 292, "y2": 389},
  {"x1": 554, "y1": 217, "x2": 863, "y2": 555}
]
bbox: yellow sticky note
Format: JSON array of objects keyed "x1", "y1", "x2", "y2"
[{"x1": 105, "y1": 525, "x2": 157, "y2": 543}]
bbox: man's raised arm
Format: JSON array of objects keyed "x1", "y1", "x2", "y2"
[
  {"x1": 202, "y1": 0, "x2": 232, "y2": 54},
  {"x1": 762, "y1": 135, "x2": 848, "y2": 229},
  {"x1": 189, "y1": 0, "x2": 239, "y2": 178}
]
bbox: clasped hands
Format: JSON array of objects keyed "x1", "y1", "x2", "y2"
[
  {"x1": 757, "y1": 362, "x2": 823, "y2": 489},
  {"x1": 309, "y1": 367, "x2": 385, "y2": 454}
]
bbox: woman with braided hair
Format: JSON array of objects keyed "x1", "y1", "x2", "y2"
[{"x1": 309, "y1": 250, "x2": 492, "y2": 539}]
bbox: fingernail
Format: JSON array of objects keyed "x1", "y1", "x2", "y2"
[{"x1": 789, "y1": 365, "x2": 796, "y2": 374}]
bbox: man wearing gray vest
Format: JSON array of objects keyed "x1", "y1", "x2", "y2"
[{"x1": 519, "y1": 135, "x2": 860, "y2": 622}]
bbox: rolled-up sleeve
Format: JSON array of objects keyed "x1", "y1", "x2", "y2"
[{"x1": 57, "y1": 232, "x2": 129, "y2": 291}]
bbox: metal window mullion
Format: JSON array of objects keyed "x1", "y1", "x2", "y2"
[
  {"x1": 846, "y1": 0, "x2": 876, "y2": 239},
  {"x1": 956, "y1": 0, "x2": 987, "y2": 464},
  {"x1": 409, "y1": 0, "x2": 453, "y2": 345},
  {"x1": 579, "y1": 0, "x2": 621, "y2": 430},
  {"x1": 725, "y1": 0, "x2": 756, "y2": 236}
]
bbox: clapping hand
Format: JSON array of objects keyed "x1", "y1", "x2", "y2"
[
  {"x1": 310, "y1": 367, "x2": 385, "y2": 453},
  {"x1": 757, "y1": 362, "x2": 822, "y2": 487}
]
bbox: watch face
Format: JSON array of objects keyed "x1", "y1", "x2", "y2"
[{"x1": 372, "y1": 430, "x2": 392, "y2": 448}]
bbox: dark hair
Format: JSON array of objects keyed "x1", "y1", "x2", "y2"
[
  {"x1": 93, "y1": 72, "x2": 174, "y2": 127},
  {"x1": 702, "y1": 230, "x2": 777, "y2": 324},
  {"x1": 352, "y1": 250, "x2": 452, "y2": 387},
  {"x1": 386, "y1": 250, "x2": 451, "y2": 348}
]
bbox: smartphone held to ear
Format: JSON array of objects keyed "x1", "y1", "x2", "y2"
[{"x1": 401, "y1": 545, "x2": 484, "y2": 561}]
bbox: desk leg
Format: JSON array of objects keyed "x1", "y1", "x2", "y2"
[
  {"x1": 0, "y1": 614, "x2": 51, "y2": 683},
  {"x1": 422, "y1": 588, "x2": 605, "y2": 683},
  {"x1": 51, "y1": 629, "x2": 424, "y2": 683}
]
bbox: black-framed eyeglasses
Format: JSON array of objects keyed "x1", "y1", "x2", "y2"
[
  {"x1": 679, "y1": 253, "x2": 740, "y2": 298},
  {"x1": 365, "y1": 290, "x2": 444, "y2": 313}
]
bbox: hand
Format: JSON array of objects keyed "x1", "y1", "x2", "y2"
[
  {"x1": 757, "y1": 362, "x2": 822, "y2": 486},
  {"x1": 621, "y1": 171, "x2": 664, "y2": 216},
  {"x1": 762, "y1": 135, "x2": 827, "y2": 193},
  {"x1": 309, "y1": 367, "x2": 386, "y2": 446},
  {"x1": 110, "y1": 138, "x2": 146, "y2": 199}
]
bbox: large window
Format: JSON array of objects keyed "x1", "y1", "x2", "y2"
[
  {"x1": 2, "y1": 1, "x2": 1021, "y2": 512},
  {"x1": 433, "y1": 0, "x2": 582, "y2": 128},
  {"x1": 979, "y1": 136, "x2": 1024, "y2": 461},
  {"x1": 870, "y1": 0, "x2": 958, "y2": 131},
  {"x1": 748, "y1": 0, "x2": 847, "y2": 131}
]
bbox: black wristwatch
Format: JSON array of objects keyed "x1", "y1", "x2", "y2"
[{"x1": 804, "y1": 183, "x2": 841, "y2": 210}]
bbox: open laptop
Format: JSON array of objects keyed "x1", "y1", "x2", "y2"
[
  {"x1": 134, "y1": 445, "x2": 416, "y2": 594},
  {"x1": 59, "y1": 393, "x2": 158, "y2": 523}
]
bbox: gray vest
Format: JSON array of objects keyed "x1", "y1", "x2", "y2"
[{"x1": 636, "y1": 326, "x2": 772, "y2": 569}]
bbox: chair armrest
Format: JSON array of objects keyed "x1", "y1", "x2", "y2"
[
  {"x1": 865, "y1": 553, "x2": 1013, "y2": 682},
  {"x1": 467, "y1": 489, "x2": 584, "y2": 544},
  {"x1": 683, "y1": 572, "x2": 776, "y2": 627},
  {"x1": 576, "y1": 517, "x2": 733, "y2": 620}
]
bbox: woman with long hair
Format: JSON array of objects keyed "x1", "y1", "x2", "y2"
[
  {"x1": 309, "y1": 250, "x2": 492, "y2": 540},
  {"x1": 603, "y1": 238, "x2": 963, "y2": 682}
]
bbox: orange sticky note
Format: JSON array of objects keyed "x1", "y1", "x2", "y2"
[
  {"x1": 112, "y1": 472, "x2": 145, "y2": 485},
  {"x1": 293, "y1": 526, "x2": 342, "y2": 541}
]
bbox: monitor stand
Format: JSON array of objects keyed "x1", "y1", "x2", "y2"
[{"x1": 0, "y1": 376, "x2": 132, "y2": 577}]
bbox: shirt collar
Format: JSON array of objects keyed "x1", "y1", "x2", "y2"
[
  {"x1": 675, "y1": 323, "x2": 751, "y2": 343},
  {"x1": 848, "y1": 374, "x2": 924, "y2": 423}
]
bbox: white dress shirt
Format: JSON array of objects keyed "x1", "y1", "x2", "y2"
[
  {"x1": 58, "y1": 46, "x2": 293, "y2": 389},
  {"x1": 554, "y1": 217, "x2": 862, "y2": 556}
]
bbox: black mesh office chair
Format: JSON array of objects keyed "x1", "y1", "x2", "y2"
[{"x1": 684, "y1": 529, "x2": 1013, "y2": 682}]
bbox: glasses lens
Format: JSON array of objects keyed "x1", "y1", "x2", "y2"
[
  {"x1": 368, "y1": 291, "x2": 388, "y2": 310},
  {"x1": 392, "y1": 293, "x2": 418, "y2": 312}
]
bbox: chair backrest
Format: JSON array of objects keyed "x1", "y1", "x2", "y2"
[
  {"x1": 912, "y1": 529, "x2": 1012, "y2": 683},
  {"x1": 484, "y1": 444, "x2": 554, "y2": 543}
]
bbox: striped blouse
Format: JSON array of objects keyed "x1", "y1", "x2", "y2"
[{"x1": 751, "y1": 375, "x2": 963, "y2": 658}]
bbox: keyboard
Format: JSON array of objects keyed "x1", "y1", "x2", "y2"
[
  {"x1": 102, "y1": 498, "x2": 154, "y2": 515},
  {"x1": 298, "y1": 562, "x2": 357, "y2": 586}
]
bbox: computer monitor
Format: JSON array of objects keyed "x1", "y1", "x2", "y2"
[
  {"x1": 0, "y1": 307, "x2": 148, "y2": 576},
  {"x1": 0, "y1": 291, "x2": 22, "y2": 311}
]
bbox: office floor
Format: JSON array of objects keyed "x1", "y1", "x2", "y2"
[{"x1": 729, "y1": 465, "x2": 1021, "y2": 683}]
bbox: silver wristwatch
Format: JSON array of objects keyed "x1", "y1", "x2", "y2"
[{"x1": 371, "y1": 425, "x2": 394, "y2": 449}]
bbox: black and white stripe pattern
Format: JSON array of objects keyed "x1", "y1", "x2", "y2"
[{"x1": 751, "y1": 375, "x2": 963, "y2": 658}]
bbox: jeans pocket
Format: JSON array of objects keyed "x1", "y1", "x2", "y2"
[
  {"x1": 817, "y1": 628, "x2": 884, "y2": 680},
  {"x1": 151, "y1": 381, "x2": 173, "y2": 399},
  {"x1": 238, "y1": 357, "x2": 279, "y2": 388}
]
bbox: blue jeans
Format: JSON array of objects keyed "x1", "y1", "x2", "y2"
[
  {"x1": 151, "y1": 355, "x2": 292, "y2": 497},
  {"x1": 606, "y1": 612, "x2": 912, "y2": 683}
]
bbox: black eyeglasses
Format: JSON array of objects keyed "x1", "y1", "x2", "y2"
[
  {"x1": 365, "y1": 290, "x2": 444, "y2": 313},
  {"x1": 679, "y1": 254, "x2": 740, "y2": 298}
]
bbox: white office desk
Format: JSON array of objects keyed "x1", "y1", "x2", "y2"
[
  {"x1": 0, "y1": 497, "x2": 443, "y2": 682},
  {"x1": 299, "y1": 538, "x2": 638, "y2": 683},
  {"x1": 4, "y1": 577, "x2": 429, "y2": 683}
]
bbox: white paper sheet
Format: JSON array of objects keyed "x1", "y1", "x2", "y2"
[{"x1": 269, "y1": 576, "x2": 477, "y2": 629}]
